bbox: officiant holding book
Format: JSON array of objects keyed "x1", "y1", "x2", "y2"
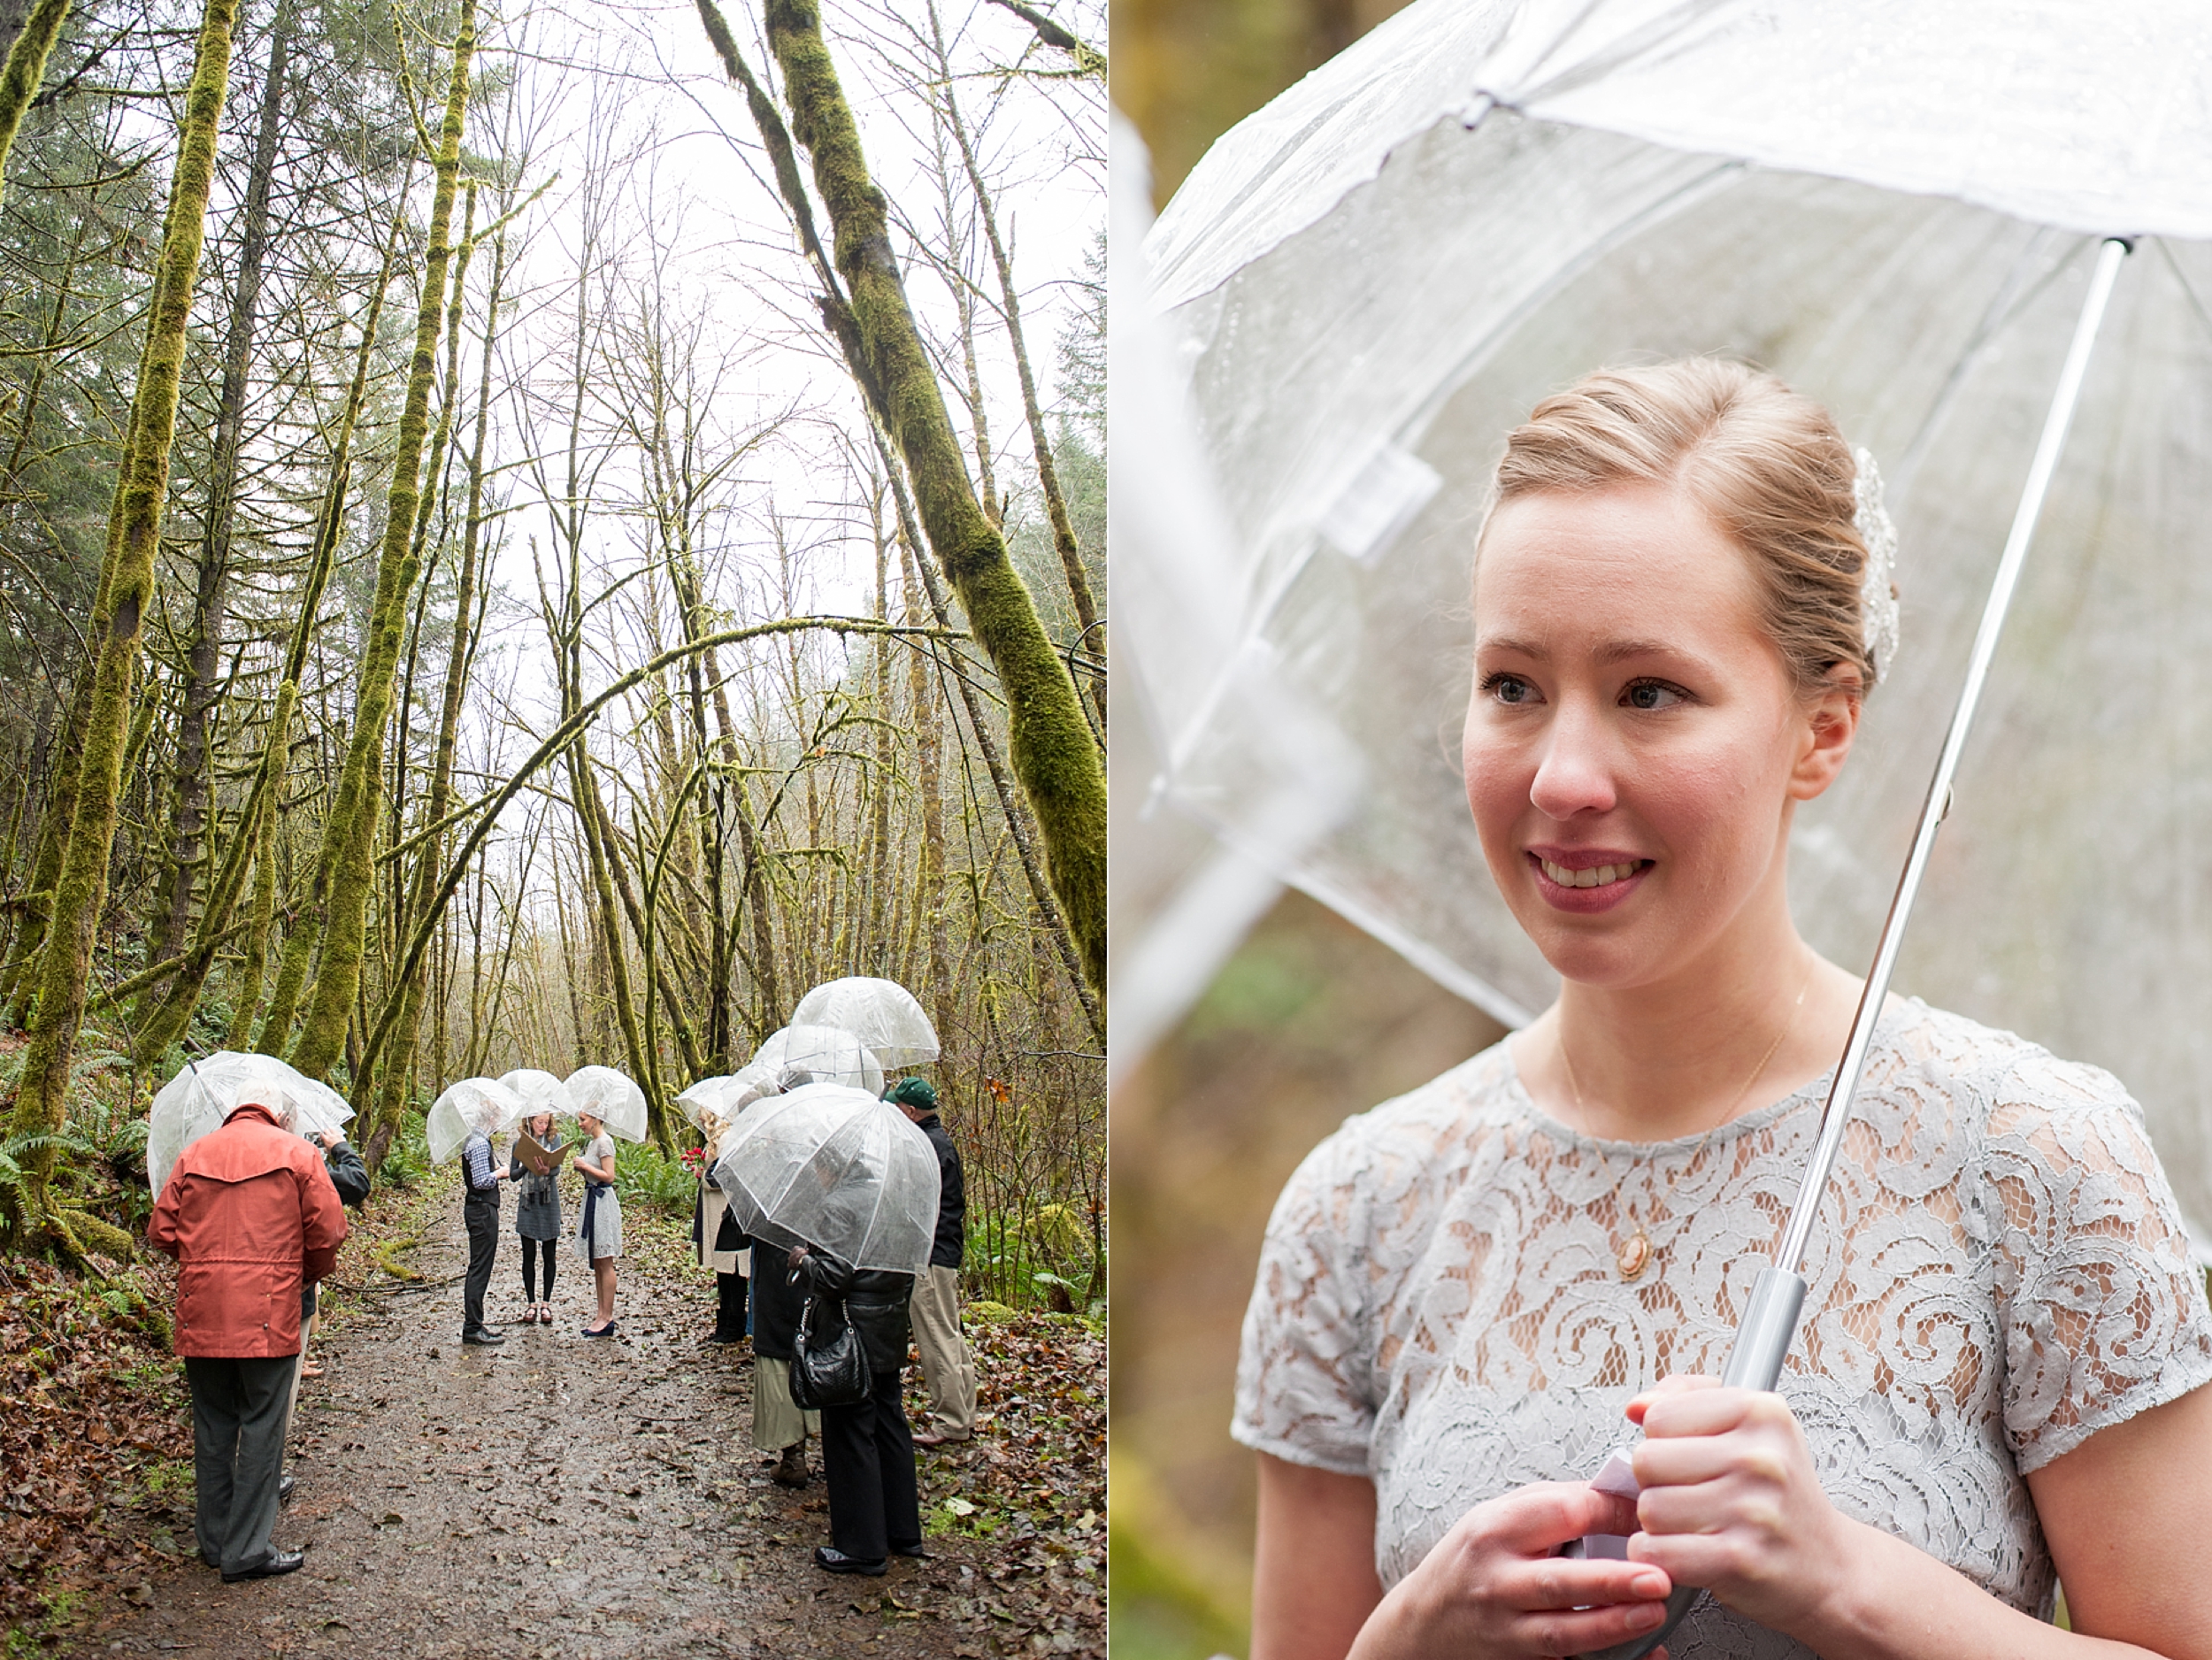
[{"x1": 510, "y1": 1111, "x2": 565, "y2": 1325}]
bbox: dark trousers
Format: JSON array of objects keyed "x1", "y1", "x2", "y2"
[
  {"x1": 716, "y1": 1271, "x2": 748, "y2": 1341},
  {"x1": 520, "y1": 1236, "x2": 557, "y2": 1302},
  {"x1": 185, "y1": 1355, "x2": 294, "y2": 1572},
  {"x1": 463, "y1": 1188, "x2": 499, "y2": 1333},
  {"x1": 819, "y1": 1365, "x2": 920, "y2": 1562}
]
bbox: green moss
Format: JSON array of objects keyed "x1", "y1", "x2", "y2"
[
  {"x1": 288, "y1": 3, "x2": 475, "y2": 1083},
  {"x1": 0, "y1": 0, "x2": 73, "y2": 184},
  {"x1": 4, "y1": 0, "x2": 241, "y2": 1250}
]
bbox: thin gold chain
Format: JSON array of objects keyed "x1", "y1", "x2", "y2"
[{"x1": 1558, "y1": 961, "x2": 1816, "y2": 1274}]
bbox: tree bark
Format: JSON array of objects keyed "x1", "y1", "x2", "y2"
[
  {"x1": 250, "y1": 204, "x2": 409, "y2": 1055},
  {"x1": 700, "y1": 0, "x2": 1105, "y2": 992},
  {"x1": 0, "y1": 0, "x2": 70, "y2": 188},
  {"x1": 4, "y1": 0, "x2": 241, "y2": 1252},
  {"x1": 152, "y1": 0, "x2": 296, "y2": 967},
  {"x1": 287, "y1": 0, "x2": 476, "y2": 1081},
  {"x1": 363, "y1": 209, "x2": 507, "y2": 1145}
]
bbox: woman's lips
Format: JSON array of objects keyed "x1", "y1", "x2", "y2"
[{"x1": 1526, "y1": 851, "x2": 1651, "y2": 912}]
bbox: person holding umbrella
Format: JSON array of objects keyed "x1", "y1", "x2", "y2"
[
  {"x1": 690, "y1": 1090, "x2": 757, "y2": 1346},
  {"x1": 789, "y1": 1241, "x2": 926, "y2": 1576},
  {"x1": 572, "y1": 1109, "x2": 623, "y2": 1337},
  {"x1": 887, "y1": 1077, "x2": 975, "y2": 1447},
  {"x1": 1234, "y1": 363, "x2": 2212, "y2": 1659},
  {"x1": 149, "y1": 1087, "x2": 348, "y2": 1582}
]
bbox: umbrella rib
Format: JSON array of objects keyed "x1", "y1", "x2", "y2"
[
  {"x1": 1889, "y1": 226, "x2": 2085, "y2": 502},
  {"x1": 2153, "y1": 237, "x2": 2212, "y2": 348}
]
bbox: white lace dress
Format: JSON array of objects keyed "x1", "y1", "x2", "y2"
[{"x1": 1233, "y1": 998, "x2": 2212, "y2": 1657}]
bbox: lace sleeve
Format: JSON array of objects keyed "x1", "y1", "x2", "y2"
[
  {"x1": 1232, "y1": 1125, "x2": 1379, "y2": 1477},
  {"x1": 1985, "y1": 1057, "x2": 2212, "y2": 1472}
]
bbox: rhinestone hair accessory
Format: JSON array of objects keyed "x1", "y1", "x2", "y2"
[{"x1": 1853, "y1": 446, "x2": 1901, "y2": 686}]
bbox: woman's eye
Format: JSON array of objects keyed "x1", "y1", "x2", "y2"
[
  {"x1": 1623, "y1": 680, "x2": 1687, "y2": 711},
  {"x1": 1484, "y1": 673, "x2": 1538, "y2": 706}
]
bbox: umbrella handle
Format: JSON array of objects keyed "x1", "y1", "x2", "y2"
[{"x1": 1574, "y1": 1270, "x2": 1806, "y2": 1660}]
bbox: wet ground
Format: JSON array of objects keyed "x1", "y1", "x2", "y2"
[{"x1": 73, "y1": 1175, "x2": 1094, "y2": 1657}]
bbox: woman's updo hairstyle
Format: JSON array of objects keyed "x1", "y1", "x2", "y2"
[{"x1": 1484, "y1": 358, "x2": 1878, "y2": 697}]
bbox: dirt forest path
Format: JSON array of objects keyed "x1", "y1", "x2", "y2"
[{"x1": 81, "y1": 1173, "x2": 1103, "y2": 1659}]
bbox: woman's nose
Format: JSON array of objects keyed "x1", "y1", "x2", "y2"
[{"x1": 1528, "y1": 698, "x2": 1619, "y2": 820}]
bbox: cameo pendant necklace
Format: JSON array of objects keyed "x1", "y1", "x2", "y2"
[{"x1": 1560, "y1": 964, "x2": 1815, "y2": 1281}]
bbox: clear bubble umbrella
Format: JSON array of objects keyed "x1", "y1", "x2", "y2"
[
  {"x1": 711, "y1": 1082, "x2": 940, "y2": 1273},
  {"x1": 426, "y1": 1078, "x2": 526, "y2": 1165},
  {"x1": 676, "y1": 1065, "x2": 776, "y2": 1132},
  {"x1": 498, "y1": 1068, "x2": 576, "y2": 1122},
  {"x1": 748, "y1": 1025, "x2": 885, "y2": 1099},
  {"x1": 147, "y1": 1051, "x2": 355, "y2": 1195},
  {"x1": 1143, "y1": 4, "x2": 2212, "y2": 1651},
  {"x1": 790, "y1": 977, "x2": 941, "y2": 1070},
  {"x1": 563, "y1": 1064, "x2": 649, "y2": 1142}
]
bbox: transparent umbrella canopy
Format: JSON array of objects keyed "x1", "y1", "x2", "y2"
[
  {"x1": 426, "y1": 1078, "x2": 526, "y2": 1165},
  {"x1": 563, "y1": 1065, "x2": 649, "y2": 1142},
  {"x1": 711, "y1": 1083, "x2": 940, "y2": 1273},
  {"x1": 790, "y1": 977, "x2": 941, "y2": 1070},
  {"x1": 1143, "y1": 0, "x2": 2212, "y2": 1249},
  {"x1": 147, "y1": 1051, "x2": 355, "y2": 1195},
  {"x1": 748, "y1": 1025, "x2": 885, "y2": 1099},
  {"x1": 676, "y1": 1068, "x2": 774, "y2": 1131},
  {"x1": 498, "y1": 1068, "x2": 576, "y2": 1122}
]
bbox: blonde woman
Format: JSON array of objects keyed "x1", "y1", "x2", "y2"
[
  {"x1": 510, "y1": 1111, "x2": 563, "y2": 1324},
  {"x1": 693, "y1": 1099, "x2": 750, "y2": 1345},
  {"x1": 572, "y1": 1111, "x2": 621, "y2": 1338},
  {"x1": 1240, "y1": 361, "x2": 2212, "y2": 1660}
]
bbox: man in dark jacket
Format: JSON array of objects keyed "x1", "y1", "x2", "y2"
[
  {"x1": 792, "y1": 1246, "x2": 922, "y2": 1575},
  {"x1": 149, "y1": 1101, "x2": 347, "y2": 1582},
  {"x1": 887, "y1": 1078, "x2": 974, "y2": 1446}
]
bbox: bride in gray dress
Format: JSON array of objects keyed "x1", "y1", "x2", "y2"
[{"x1": 1237, "y1": 361, "x2": 2212, "y2": 1660}]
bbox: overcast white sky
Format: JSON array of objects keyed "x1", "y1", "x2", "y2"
[{"x1": 431, "y1": 0, "x2": 1103, "y2": 811}]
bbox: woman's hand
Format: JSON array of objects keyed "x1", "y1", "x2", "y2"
[
  {"x1": 1625, "y1": 1376, "x2": 1855, "y2": 1635},
  {"x1": 1350, "y1": 1483, "x2": 1673, "y2": 1660}
]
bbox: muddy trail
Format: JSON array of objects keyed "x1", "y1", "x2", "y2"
[{"x1": 73, "y1": 1173, "x2": 1103, "y2": 1658}]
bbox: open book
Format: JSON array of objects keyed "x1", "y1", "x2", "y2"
[{"x1": 513, "y1": 1129, "x2": 566, "y2": 1179}]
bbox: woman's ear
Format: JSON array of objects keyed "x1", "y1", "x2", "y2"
[{"x1": 1789, "y1": 670, "x2": 1863, "y2": 802}]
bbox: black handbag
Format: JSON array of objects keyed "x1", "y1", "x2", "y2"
[{"x1": 789, "y1": 1289, "x2": 872, "y2": 1408}]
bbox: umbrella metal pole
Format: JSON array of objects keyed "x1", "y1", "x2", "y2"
[{"x1": 1586, "y1": 233, "x2": 2132, "y2": 1660}]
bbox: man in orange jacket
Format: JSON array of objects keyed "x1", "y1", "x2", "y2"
[{"x1": 149, "y1": 1099, "x2": 348, "y2": 1582}]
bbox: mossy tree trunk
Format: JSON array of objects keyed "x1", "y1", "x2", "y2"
[
  {"x1": 700, "y1": 0, "x2": 1105, "y2": 992},
  {"x1": 285, "y1": 0, "x2": 475, "y2": 1082},
  {"x1": 249, "y1": 204, "x2": 409, "y2": 1055},
  {"x1": 150, "y1": 0, "x2": 296, "y2": 973},
  {"x1": 361, "y1": 210, "x2": 508, "y2": 1156},
  {"x1": 4, "y1": 0, "x2": 241, "y2": 1253},
  {"x1": 0, "y1": 0, "x2": 70, "y2": 188},
  {"x1": 136, "y1": 204, "x2": 409, "y2": 1068}
]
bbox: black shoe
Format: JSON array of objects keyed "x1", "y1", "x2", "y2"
[
  {"x1": 278, "y1": 1475, "x2": 296, "y2": 1506},
  {"x1": 223, "y1": 1549, "x2": 305, "y2": 1584},
  {"x1": 702, "y1": 1330, "x2": 744, "y2": 1345},
  {"x1": 890, "y1": 1541, "x2": 931, "y2": 1559},
  {"x1": 581, "y1": 1319, "x2": 617, "y2": 1339},
  {"x1": 813, "y1": 1547, "x2": 887, "y2": 1577},
  {"x1": 462, "y1": 1326, "x2": 505, "y2": 1347}
]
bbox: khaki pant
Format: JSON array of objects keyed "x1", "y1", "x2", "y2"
[
  {"x1": 753, "y1": 1356, "x2": 821, "y2": 1452},
  {"x1": 910, "y1": 1264, "x2": 975, "y2": 1437}
]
